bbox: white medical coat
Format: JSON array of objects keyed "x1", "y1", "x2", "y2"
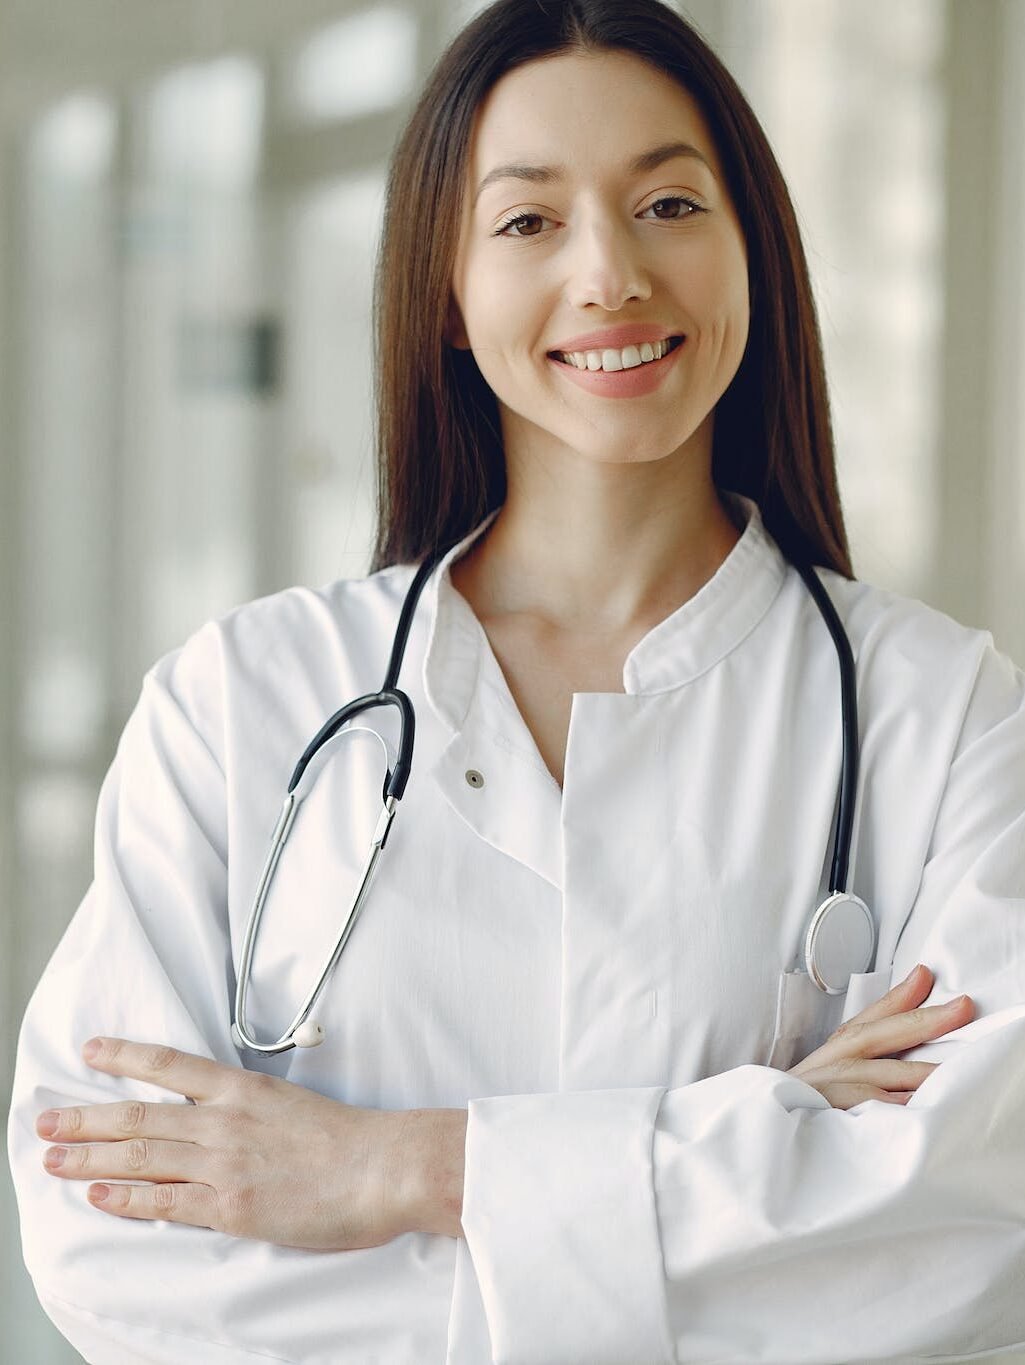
[{"x1": 8, "y1": 494, "x2": 1025, "y2": 1365}]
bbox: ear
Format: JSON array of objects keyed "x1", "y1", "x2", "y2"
[{"x1": 444, "y1": 295, "x2": 470, "y2": 350}]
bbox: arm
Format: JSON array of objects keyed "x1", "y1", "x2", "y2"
[
  {"x1": 455, "y1": 642, "x2": 1025, "y2": 1365},
  {"x1": 407, "y1": 1108, "x2": 468, "y2": 1240},
  {"x1": 6, "y1": 623, "x2": 455, "y2": 1364},
  {"x1": 35, "y1": 1035, "x2": 450, "y2": 1252}
]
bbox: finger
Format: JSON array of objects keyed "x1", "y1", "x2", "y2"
[
  {"x1": 82, "y1": 1038, "x2": 233, "y2": 1103},
  {"x1": 832, "y1": 1058, "x2": 938, "y2": 1089},
  {"x1": 845, "y1": 964, "x2": 934, "y2": 1025},
  {"x1": 798, "y1": 1059, "x2": 937, "y2": 1093},
  {"x1": 43, "y1": 1138, "x2": 208, "y2": 1185},
  {"x1": 87, "y1": 1180, "x2": 217, "y2": 1228},
  {"x1": 36, "y1": 1097, "x2": 202, "y2": 1144},
  {"x1": 817, "y1": 1083, "x2": 917, "y2": 1111},
  {"x1": 835, "y1": 995, "x2": 974, "y2": 1058}
]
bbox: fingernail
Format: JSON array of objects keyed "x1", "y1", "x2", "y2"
[
  {"x1": 89, "y1": 1184, "x2": 110, "y2": 1203},
  {"x1": 82, "y1": 1038, "x2": 102, "y2": 1061},
  {"x1": 905, "y1": 964, "x2": 924, "y2": 983},
  {"x1": 947, "y1": 994, "x2": 970, "y2": 1008},
  {"x1": 44, "y1": 1146, "x2": 66, "y2": 1169},
  {"x1": 37, "y1": 1110, "x2": 59, "y2": 1138}
]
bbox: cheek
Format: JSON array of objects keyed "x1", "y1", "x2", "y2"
[
  {"x1": 687, "y1": 239, "x2": 748, "y2": 321},
  {"x1": 457, "y1": 245, "x2": 517, "y2": 331},
  {"x1": 683, "y1": 243, "x2": 750, "y2": 364}
]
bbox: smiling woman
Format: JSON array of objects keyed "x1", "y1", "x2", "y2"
[
  {"x1": 447, "y1": 49, "x2": 750, "y2": 479},
  {"x1": 7, "y1": 1, "x2": 1025, "y2": 1364},
  {"x1": 372, "y1": 3, "x2": 847, "y2": 581}
]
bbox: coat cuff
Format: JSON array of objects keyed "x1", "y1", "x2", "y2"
[{"x1": 460, "y1": 1087, "x2": 674, "y2": 1365}]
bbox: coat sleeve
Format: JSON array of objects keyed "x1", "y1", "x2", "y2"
[
  {"x1": 5, "y1": 622, "x2": 430, "y2": 1365},
  {"x1": 458, "y1": 641, "x2": 1025, "y2": 1365}
]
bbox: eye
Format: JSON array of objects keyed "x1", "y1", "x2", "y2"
[
  {"x1": 493, "y1": 195, "x2": 706, "y2": 239},
  {"x1": 640, "y1": 195, "x2": 704, "y2": 221},
  {"x1": 493, "y1": 211, "x2": 552, "y2": 239}
]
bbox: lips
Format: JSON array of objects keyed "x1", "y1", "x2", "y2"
[
  {"x1": 547, "y1": 331, "x2": 685, "y2": 395},
  {"x1": 547, "y1": 324, "x2": 682, "y2": 355}
]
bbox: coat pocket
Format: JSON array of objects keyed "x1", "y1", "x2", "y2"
[
  {"x1": 840, "y1": 967, "x2": 893, "y2": 1023},
  {"x1": 765, "y1": 967, "x2": 892, "y2": 1071}
]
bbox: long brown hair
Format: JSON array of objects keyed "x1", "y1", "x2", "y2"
[{"x1": 370, "y1": 0, "x2": 853, "y2": 579}]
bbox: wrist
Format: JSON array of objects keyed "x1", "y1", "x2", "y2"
[{"x1": 399, "y1": 1107, "x2": 467, "y2": 1239}]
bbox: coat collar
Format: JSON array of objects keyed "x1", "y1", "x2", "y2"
[
  {"x1": 621, "y1": 493, "x2": 788, "y2": 693},
  {"x1": 414, "y1": 494, "x2": 787, "y2": 891},
  {"x1": 420, "y1": 492, "x2": 787, "y2": 720},
  {"x1": 420, "y1": 509, "x2": 502, "y2": 735}
]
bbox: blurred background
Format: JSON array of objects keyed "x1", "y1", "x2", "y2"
[{"x1": 2, "y1": 0, "x2": 1023, "y2": 1357}]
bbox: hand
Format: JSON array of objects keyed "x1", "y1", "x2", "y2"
[
  {"x1": 37, "y1": 1037, "x2": 437, "y2": 1251},
  {"x1": 787, "y1": 964, "x2": 975, "y2": 1110}
]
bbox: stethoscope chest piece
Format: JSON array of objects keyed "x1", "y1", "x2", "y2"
[{"x1": 804, "y1": 891, "x2": 876, "y2": 995}]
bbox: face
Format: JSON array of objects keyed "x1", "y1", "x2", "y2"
[{"x1": 448, "y1": 48, "x2": 750, "y2": 471}]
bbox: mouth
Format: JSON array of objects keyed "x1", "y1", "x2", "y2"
[{"x1": 548, "y1": 335, "x2": 685, "y2": 368}]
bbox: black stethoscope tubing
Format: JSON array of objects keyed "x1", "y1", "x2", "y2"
[{"x1": 792, "y1": 560, "x2": 859, "y2": 895}]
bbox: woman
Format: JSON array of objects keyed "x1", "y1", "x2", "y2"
[{"x1": 9, "y1": 1, "x2": 1025, "y2": 1361}]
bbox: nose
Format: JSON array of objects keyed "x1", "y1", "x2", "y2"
[{"x1": 564, "y1": 213, "x2": 652, "y2": 311}]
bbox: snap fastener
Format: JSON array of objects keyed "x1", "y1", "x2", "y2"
[{"x1": 465, "y1": 769, "x2": 485, "y2": 789}]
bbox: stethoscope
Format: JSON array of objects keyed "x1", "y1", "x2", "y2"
[{"x1": 231, "y1": 550, "x2": 875, "y2": 1055}]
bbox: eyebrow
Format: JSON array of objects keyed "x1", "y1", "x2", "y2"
[{"x1": 473, "y1": 140, "x2": 714, "y2": 207}]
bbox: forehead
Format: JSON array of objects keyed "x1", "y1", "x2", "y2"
[{"x1": 467, "y1": 49, "x2": 721, "y2": 183}]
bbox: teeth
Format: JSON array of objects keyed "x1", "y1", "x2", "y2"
[{"x1": 557, "y1": 338, "x2": 675, "y2": 371}]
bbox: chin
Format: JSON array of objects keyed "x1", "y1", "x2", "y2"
[{"x1": 565, "y1": 424, "x2": 700, "y2": 466}]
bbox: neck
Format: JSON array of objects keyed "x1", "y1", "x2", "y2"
[{"x1": 452, "y1": 451, "x2": 745, "y2": 637}]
